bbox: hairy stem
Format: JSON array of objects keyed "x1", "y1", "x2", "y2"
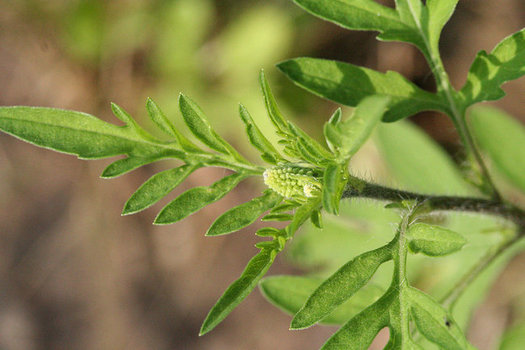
[
  {"x1": 392, "y1": 205, "x2": 420, "y2": 343},
  {"x1": 343, "y1": 176, "x2": 525, "y2": 229},
  {"x1": 423, "y1": 38, "x2": 501, "y2": 201}
]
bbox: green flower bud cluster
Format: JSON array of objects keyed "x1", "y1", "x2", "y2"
[{"x1": 263, "y1": 165, "x2": 322, "y2": 199}]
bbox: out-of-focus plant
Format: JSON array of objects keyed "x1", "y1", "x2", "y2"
[{"x1": 1, "y1": 0, "x2": 525, "y2": 348}]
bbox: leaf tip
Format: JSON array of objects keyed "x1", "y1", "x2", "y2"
[
  {"x1": 275, "y1": 58, "x2": 297, "y2": 73},
  {"x1": 289, "y1": 310, "x2": 315, "y2": 330},
  {"x1": 238, "y1": 103, "x2": 248, "y2": 115},
  {"x1": 99, "y1": 171, "x2": 113, "y2": 179},
  {"x1": 152, "y1": 214, "x2": 168, "y2": 225},
  {"x1": 145, "y1": 97, "x2": 156, "y2": 110},
  {"x1": 198, "y1": 322, "x2": 212, "y2": 336},
  {"x1": 259, "y1": 68, "x2": 266, "y2": 81},
  {"x1": 205, "y1": 225, "x2": 224, "y2": 237},
  {"x1": 121, "y1": 204, "x2": 135, "y2": 216}
]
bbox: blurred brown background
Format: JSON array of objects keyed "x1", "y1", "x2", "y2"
[{"x1": 0, "y1": 1, "x2": 524, "y2": 349}]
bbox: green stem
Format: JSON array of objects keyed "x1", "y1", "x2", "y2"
[
  {"x1": 423, "y1": 36, "x2": 501, "y2": 201},
  {"x1": 343, "y1": 176, "x2": 525, "y2": 229},
  {"x1": 392, "y1": 204, "x2": 421, "y2": 344},
  {"x1": 441, "y1": 233, "x2": 524, "y2": 309}
]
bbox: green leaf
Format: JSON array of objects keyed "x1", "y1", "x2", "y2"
[
  {"x1": 206, "y1": 190, "x2": 283, "y2": 236},
  {"x1": 287, "y1": 121, "x2": 334, "y2": 163},
  {"x1": 292, "y1": 0, "x2": 458, "y2": 54},
  {"x1": 469, "y1": 106, "x2": 525, "y2": 193},
  {"x1": 260, "y1": 275, "x2": 384, "y2": 325},
  {"x1": 110, "y1": 102, "x2": 160, "y2": 142},
  {"x1": 310, "y1": 209, "x2": 323, "y2": 228},
  {"x1": 328, "y1": 108, "x2": 342, "y2": 125},
  {"x1": 0, "y1": 107, "x2": 181, "y2": 159},
  {"x1": 324, "y1": 108, "x2": 343, "y2": 152},
  {"x1": 255, "y1": 239, "x2": 284, "y2": 250},
  {"x1": 406, "y1": 287, "x2": 469, "y2": 350},
  {"x1": 101, "y1": 156, "x2": 166, "y2": 178},
  {"x1": 450, "y1": 225, "x2": 525, "y2": 331},
  {"x1": 122, "y1": 163, "x2": 200, "y2": 215},
  {"x1": 179, "y1": 94, "x2": 241, "y2": 158},
  {"x1": 200, "y1": 247, "x2": 278, "y2": 335},
  {"x1": 238, "y1": 104, "x2": 282, "y2": 164},
  {"x1": 324, "y1": 95, "x2": 390, "y2": 161},
  {"x1": 322, "y1": 163, "x2": 344, "y2": 215},
  {"x1": 255, "y1": 227, "x2": 282, "y2": 237},
  {"x1": 287, "y1": 198, "x2": 398, "y2": 276},
  {"x1": 270, "y1": 201, "x2": 300, "y2": 214},
  {"x1": 146, "y1": 97, "x2": 178, "y2": 138},
  {"x1": 460, "y1": 28, "x2": 525, "y2": 107},
  {"x1": 110, "y1": 102, "x2": 139, "y2": 127},
  {"x1": 290, "y1": 243, "x2": 392, "y2": 329},
  {"x1": 154, "y1": 173, "x2": 245, "y2": 225},
  {"x1": 426, "y1": 0, "x2": 458, "y2": 51},
  {"x1": 146, "y1": 98, "x2": 201, "y2": 153},
  {"x1": 321, "y1": 290, "x2": 395, "y2": 350},
  {"x1": 375, "y1": 120, "x2": 473, "y2": 195},
  {"x1": 407, "y1": 223, "x2": 467, "y2": 257},
  {"x1": 261, "y1": 213, "x2": 293, "y2": 222},
  {"x1": 259, "y1": 69, "x2": 288, "y2": 134},
  {"x1": 292, "y1": 0, "x2": 422, "y2": 48},
  {"x1": 499, "y1": 321, "x2": 525, "y2": 350},
  {"x1": 286, "y1": 197, "x2": 322, "y2": 237},
  {"x1": 277, "y1": 58, "x2": 445, "y2": 122}
]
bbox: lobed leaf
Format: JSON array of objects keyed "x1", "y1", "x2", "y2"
[
  {"x1": 259, "y1": 70, "x2": 288, "y2": 134},
  {"x1": 122, "y1": 163, "x2": 200, "y2": 215},
  {"x1": 287, "y1": 121, "x2": 334, "y2": 163},
  {"x1": 460, "y1": 28, "x2": 525, "y2": 107},
  {"x1": 407, "y1": 223, "x2": 467, "y2": 257},
  {"x1": 310, "y1": 209, "x2": 323, "y2": 228},
  {"x1": 146, "y1": 97, "x2": 178, "y2": 138},
  {"x1": 426, "y1": 0, "x2": 458, "y2": 51},
  {"x1": 321, "y1": 290, "x2": 396, "y2": 350},
  {"x1": 0, "y1": 107, "x2": 180, "y2": 159},
  {"x1": 255, "y1": 227, "x2": 282, "y2": 238},
  {"x1": 270, "y1": 201, "x2": 300, "y2": 214},
  {"x1": 328, "y1": 107, "x2": 342, "y2": 125},
  {"x1": 290, "y1": 243, "x2": 393, "y2": 329},
  {"x1": 110, "y1": 103, "x2": 140, "y2": 128},
  {"x1": 206, "y1": 190, "x2": 283, "y2": 236},
  {"x1": 261, "y1": 213, "x2": 293, "y2": 222},
  {"x1": 292, "y1": 0, "x2": 423, "y2": 48},
  {"x1": 469, "y1": 106, "x2": 525, "y2": 193},
  {"x1": 322, "y1": 163, "x2": 344, "y2": 215},
  {"x1": 324, "y1": 108, "x2": 343, "y2": 151},
  {"x1": 101, "y1": 156, "x2": 167, "y2": 178},
  {"x1": 277, "y1": 58, "x2": 445, "y2": 122},
  {"x1": 200, "y1": 247, "x2": 278, "y2": 335},
  {"x1": 146, "y1": 98, "x2": 202, "y2": 153},
  {"x1": 286, "y1": 197, "x2": 322, "y2": 237},
  {"x1": 324, "y1": 95, "x2": 390, "y2": 161},
  {"x1": 238, "y1": 104, "x2": 283, "y2": 164},
  {"x1": 179, "y1": 94, "x2": 242, "y2": 158},
  {"x1": 406, "y1": 287, "x2": 469, "y2": 350},
  {"x1": 154, "y1": 173, "x2": 245, "y2": 225},
  {"x1": 259, "y1": 275, "x2": 384, "y2": 325}
]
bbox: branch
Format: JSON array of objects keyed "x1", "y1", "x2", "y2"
[{"x1": 343, "y1": 176, "x2": 525, "y2": 229}]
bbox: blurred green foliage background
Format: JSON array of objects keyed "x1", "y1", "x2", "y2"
[{"x1": 0, "y1": 1, "x2": 524, "y2": 349}]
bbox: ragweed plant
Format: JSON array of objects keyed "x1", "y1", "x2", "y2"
[{"x1": 1, "y1": 0, "x2": 525, "y2": 349}]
